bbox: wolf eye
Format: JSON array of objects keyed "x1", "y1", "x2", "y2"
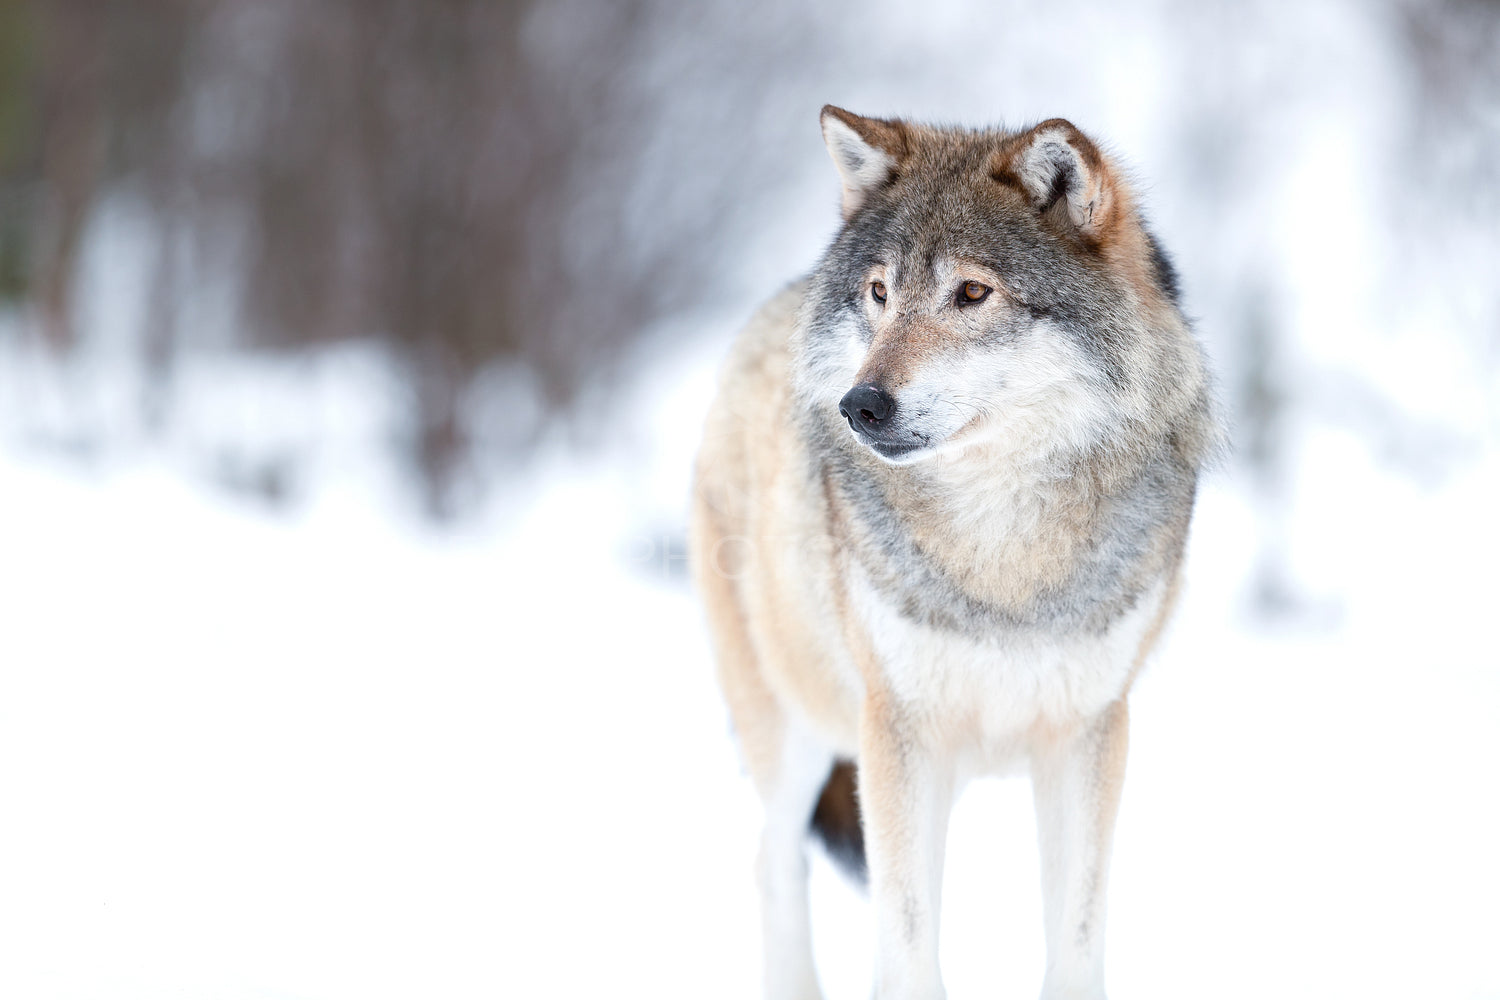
[
  {"x1": 958, "y1": 281, "x2": 991, "y2": 305},
  {"x1": 871, "y1": 281, "x2": 887, "y2": 304}
]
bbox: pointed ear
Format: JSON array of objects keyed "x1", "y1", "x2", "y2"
[
  {"x1": 820, "y1": 105, "x2": 908, "y2": 221},
  {"x1": 992, "y1": 119, "x2": 1117, "y2": 243}
]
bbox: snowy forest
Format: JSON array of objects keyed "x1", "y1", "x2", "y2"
[{"x1": 1, "y1": 2, "x2": 1496, "y2": 998}]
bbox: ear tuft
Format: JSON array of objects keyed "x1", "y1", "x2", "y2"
[
  {"x1": 992, "y1": 119, "x2": 1115, "y2": 242},
  {"x1": 820, "y1": 105, "x2": 908, "y2": 221}
]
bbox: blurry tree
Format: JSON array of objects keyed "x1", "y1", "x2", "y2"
[
  {"x1": 1396, "y1": 0, "x2": 1500, "y2": 361},
  {"x1": 0, "y1": 0, "x2": 750, "y2": 517}
]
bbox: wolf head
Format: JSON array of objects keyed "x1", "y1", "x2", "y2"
[{"x1": 796, "y1": 106, "x2": 1209, "y2": 468}]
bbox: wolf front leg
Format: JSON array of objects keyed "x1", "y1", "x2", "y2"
[
  {"x1": 859, "y1": 693, "x2": 956, "y2": 1000},
  {"x1": 756, "y1": 718, "x2": 836, "y2": 1000},
  {"x1": 1030, "y1": 698, "x2": 1130, "y2": 1000}
]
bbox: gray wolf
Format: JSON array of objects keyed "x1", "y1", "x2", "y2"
[{"x1": 689, "y1": 106, "x2": 1218, "y2": 1000}]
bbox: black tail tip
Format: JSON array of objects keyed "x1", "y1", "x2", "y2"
[{"x1": 809, "y1": 760, "x2": 866, "y2": 885}]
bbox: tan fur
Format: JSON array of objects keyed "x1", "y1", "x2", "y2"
[{"x1": 692, "y1": 284, "x2": 862, "y2": 755}]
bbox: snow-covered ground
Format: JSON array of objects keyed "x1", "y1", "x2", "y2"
[{"x1": 2, "y1": 339, "x2": 1497, "y2": 999}]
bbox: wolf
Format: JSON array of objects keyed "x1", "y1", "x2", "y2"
[{"x1": 689, "y1": 106, "x2": 1218, "y2": 1000}]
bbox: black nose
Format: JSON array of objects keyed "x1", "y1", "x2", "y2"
[{"x1": 839, "y1": 383, "x2": 895, "y2": 433}]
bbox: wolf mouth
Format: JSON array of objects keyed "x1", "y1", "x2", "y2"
[
  {"x1": 855, "y1": 436, "x2": 927, "y2": 462},
  {"x1": 845, "y1": 418, "x2": 932, "y2": 462},
  {"x1": 868, "y1": 440, "x2": 920, "y2": 460}
]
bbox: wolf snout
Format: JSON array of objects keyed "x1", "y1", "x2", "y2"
[{"x1": 839, "y1": 383, "x2": 895, "y2": 435}]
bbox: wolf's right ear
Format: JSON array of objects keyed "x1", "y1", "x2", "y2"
[{"x1": 820, "y1": 106, "x2": 908, "y2": 221}]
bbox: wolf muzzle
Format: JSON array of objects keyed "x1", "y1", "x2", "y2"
[{"x1": 840, "y1": 382, "x2": 925, "y2": 460}]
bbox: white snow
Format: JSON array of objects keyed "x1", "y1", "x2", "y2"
[{"x1": 2, "y1": 353, "x2": 1497, "y2": 999}]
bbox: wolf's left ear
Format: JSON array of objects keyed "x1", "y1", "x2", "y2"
[
  {"x1": 992, "y1": 119, "x2": 1117, "y2": 243},
  {"x1": 820, "y1": 105, "x2": 908, "y2": 221}
]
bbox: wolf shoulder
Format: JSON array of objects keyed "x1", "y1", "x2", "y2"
[{"x1": 692, "y1": 279, "x2": 814, "y2": 528}]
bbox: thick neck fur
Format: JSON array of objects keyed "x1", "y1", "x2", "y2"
[{"x1": 808, "y1": 398, "x2": 1196, "y2": 637}]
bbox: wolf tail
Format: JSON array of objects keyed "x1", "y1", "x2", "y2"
[{"x1": 809, "y1": 760, "x2": 866, "y2": 884}]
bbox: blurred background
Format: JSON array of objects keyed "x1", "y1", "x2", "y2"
[{"x1": 1, "y1": 2, "x2": 1497, "y2": 999}]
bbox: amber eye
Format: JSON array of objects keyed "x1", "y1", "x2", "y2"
[
  {"x1": 959, "y1": 281, "x2": 991, "y2": 305},
  {"x1": 871, "y1": 281, "x2": 887, "y2": 304}
]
